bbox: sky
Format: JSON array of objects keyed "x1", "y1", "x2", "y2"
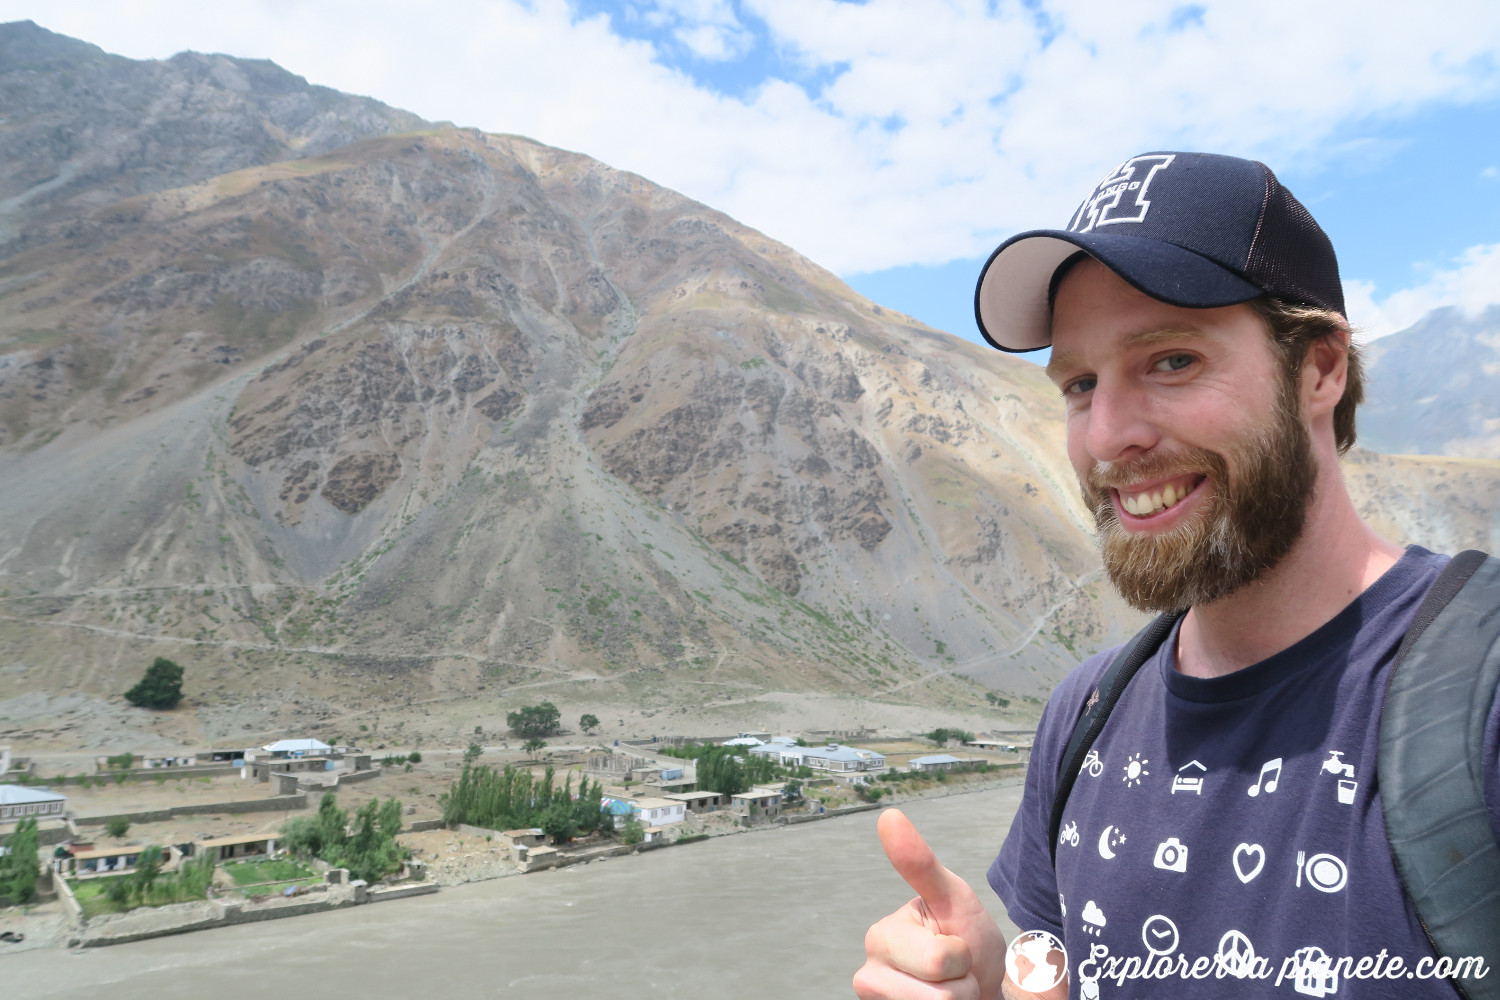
[{"x1": 5, "y1": 0, "x2": 1500, "y2": 350}]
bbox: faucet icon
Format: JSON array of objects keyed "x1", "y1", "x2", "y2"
[{"x1": 1321, "y1": 751, "x2": 1354, "y2": 779}]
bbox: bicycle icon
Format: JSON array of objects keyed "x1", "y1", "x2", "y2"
[{"x1": 1083, "y1": 749, "x2": 1104, "y2": 778}]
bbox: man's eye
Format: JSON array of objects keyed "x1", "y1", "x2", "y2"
[
  {"x1": 1155, "y1": 354, "x2": 1194, "y2": 372},
  {"x1": 1065, "y1": 376, "x2": 1097, "y2": 396}
]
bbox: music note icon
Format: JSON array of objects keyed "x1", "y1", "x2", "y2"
[{"x1": 1247, "y1": 757, "x2": 1282, "y2": 797}]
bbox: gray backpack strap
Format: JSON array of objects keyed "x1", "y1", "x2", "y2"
[{"x1": 1381, "y1": 549, "x2": 1500, "y2": 999}]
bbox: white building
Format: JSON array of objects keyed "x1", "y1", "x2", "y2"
[
  {"x1": 908, "y1": 754, "x2": 975, "y2": 773},
  {"x1": 0, "y1": 784, "x2": 66, "y2": 823},
  {"x1": 261, "y1": 738, "x2": 333, "y2": 759},
  {"x1": 750, "y1": 741, "x2": 885, "y2": 774},
  {"x1": 602, "y1": 796, "x2": 686, "y2": 828}
]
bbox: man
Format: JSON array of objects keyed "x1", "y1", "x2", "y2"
[{"x1": 853, "y1": 152, "x2": 1500, "y2": 1000}]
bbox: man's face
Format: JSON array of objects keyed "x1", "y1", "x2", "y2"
[{"x1": 1046, "y1": 260, "x2": 1318, "y2": 612}]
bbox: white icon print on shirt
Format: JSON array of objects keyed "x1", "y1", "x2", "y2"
[
  {"x1": 1296, "y1": 850, "x2": 1348, "y2": 893},
  {"x1": 1321, "y1": 750, "x2": 1358, "y2": 805},
  {"x1": 1081, "y1": 900, "x2": 1106, "y2": 936},
  {"x1": 1097, "y1": 825, "x2": 1126, "y2": 859},
  {"x1": 1171, "y1": 759, "x2": 1206, "y2": 795},
  {"x1": 1122, "y1": 753, "x2": 1150, "y2": 787},
  {"x1": 1232, "y1": 843, "x2": 1265, "y2": 883},
  {"x1": 1216, "y1": 930, "x2": 1258, "y2": 979},
  {"x1": 1247, "y1": 757, "x2": 1282, "y2": 796},
  {"x1": 1059, "y1": 821, "x2": 1080, "y2": 847},
  {"x1": 1291, "y1": 946, "x2": 1340, "y2": 997},
  {"x1": 1141, "y1": 915, "x2": 1179, "y2": 956},
  {"x1": 1152, "y1": 837, "x2": 1188, "y2": 872},
  {"x1": 1082, "y1": 748, "x2": 1104, "y2": 777}
]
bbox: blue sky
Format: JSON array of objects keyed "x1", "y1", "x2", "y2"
[{"x1": 8, "y1": 0, "x2": 1500, "y2": 350}]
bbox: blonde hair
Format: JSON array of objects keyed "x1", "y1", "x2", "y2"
[{"x1": 1247, "y1": 297, "x2": 1363, "y2": 454}]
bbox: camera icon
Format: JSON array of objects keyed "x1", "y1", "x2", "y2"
[{"x1": 1153, "y1": 837, "x2": 1188, "y2": 872}]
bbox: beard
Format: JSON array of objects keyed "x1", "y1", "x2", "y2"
[{"x1": 1082, "y1": 377, "x2": 1318, "y2": 613}]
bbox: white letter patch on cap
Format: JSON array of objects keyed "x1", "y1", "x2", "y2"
[{"x1": 1069, "y1": 153, "x2": 1175, "y2": 233}]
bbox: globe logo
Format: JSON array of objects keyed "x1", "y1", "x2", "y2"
[{"x1": 1005, "y1": 929, "x2": 1068, "y2": 992}]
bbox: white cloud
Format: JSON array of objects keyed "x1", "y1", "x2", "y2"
[
  {"x1": 3, "y1": 0, "x2": 1500, "y2": 287},
  {"x1": 1345, "y1": 243, "x2": 1500, "y2": 340},
  {"x1": 1482, "y1": 165, "x2": 1500, "y2": 181}
]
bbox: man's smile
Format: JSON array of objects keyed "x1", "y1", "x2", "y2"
[{"x1": 1112, "y1": 474, "x2": 1207, "y2": 520}]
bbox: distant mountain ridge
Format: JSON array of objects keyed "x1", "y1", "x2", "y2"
[
  {"x1": 1360, "y1": 305, "x2": 1500, "y2": 459},
  {"x1": 0, "y1": 22, "x2": 1496, "y2": 739}
]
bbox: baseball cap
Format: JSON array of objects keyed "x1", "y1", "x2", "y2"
[{"x1": 973, "y1": 151, "x2": 1345, "y2": 353}]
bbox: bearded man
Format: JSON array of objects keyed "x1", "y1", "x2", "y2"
[{"x1": 853, "y1": 152, "x2": 1500, "y2": 1000}]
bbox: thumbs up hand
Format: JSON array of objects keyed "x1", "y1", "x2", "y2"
[{"x1": 853, "y1": 809, "x2": 1060, "y2": 1000}]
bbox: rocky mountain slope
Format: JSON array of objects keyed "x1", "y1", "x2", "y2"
[
  {"x1": 1360, "y1": 304, "x2": 1500, "y2": 459},
  {"x1": 0, "y1": 24, "x2": 1497, "y2": 741}
]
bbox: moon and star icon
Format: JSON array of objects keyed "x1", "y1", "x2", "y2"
[{"x1": 1097, "y1": 824, "x2": 1127, "y2": 859}]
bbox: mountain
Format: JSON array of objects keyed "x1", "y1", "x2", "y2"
[
  {"x1": 1360, "y1": 305, "x2": 1500, "y2": 459},
  {"x1": 0, "y1": 23, "x2": 1497, "y2": 744}
]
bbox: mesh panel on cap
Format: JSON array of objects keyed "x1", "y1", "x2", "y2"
[{"x1": 1245, "y1": 167, "x2": 1345, "y2": 315}]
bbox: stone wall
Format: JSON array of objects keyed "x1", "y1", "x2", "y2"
[{"x1": 75, "y1": 793, "x2": 307, "y2": 828}]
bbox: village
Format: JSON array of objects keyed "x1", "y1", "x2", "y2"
[{"x1": 0, "y1": 715, "x2": 1031, "y2": 953}]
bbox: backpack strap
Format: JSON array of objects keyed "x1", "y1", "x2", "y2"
[
  {"x1": 1048, "y1": 609, "x2": 1184, "y2": 865},
  {"x1": 1381, "y1": 549, "x2": 1500, "y2": 1000}
]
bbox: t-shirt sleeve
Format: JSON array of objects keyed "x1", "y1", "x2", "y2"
[{"x1": 987, "y1": 649, "x2": 1116, "y2": 939}]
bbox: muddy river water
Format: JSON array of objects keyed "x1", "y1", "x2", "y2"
[{"x1": 8, "y1": 784, "x2": 1025, "y2": 1000}]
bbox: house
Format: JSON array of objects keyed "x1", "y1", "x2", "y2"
[
  {"x1": 908, "y1": 754, "x2": 977, "y2": 773},
  {"x1": 663, "y1": 790, "x2": 727, "y2": 813},
  {"x1": 197, "y1": 832, "x2": 279, "y2": 863},
  {"x1": 721, "y1": 736, "x2": 764, "y2": 747},
  {"x1": 503, "y1": 828, "x2": 546, "y2": 848},
  {"x1": 59, "y1": 843, "x2": 179, "y2": 878},
  {"x1": 0, "y1": 784, "x2": 67, "y2": 824},
  {"x1": 731, "y1": 789, "x2": 782, "y2": 820},
  {"x1": 751, "y1": 742, "x2": 886, "y2": 775},
  {"x1": 601, "y1": 796, "x2": 686, "y2": 828},
  {"x1": 261, "y1": 738, "x2": 333, "y2": 759}
]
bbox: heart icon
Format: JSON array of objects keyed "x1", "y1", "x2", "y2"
[{"x1": 1233, "y1": 843, "x2": 1265, "y2": 883}]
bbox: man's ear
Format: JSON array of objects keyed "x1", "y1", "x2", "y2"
[{"x1": 1302, "y1": 327, "x2": 1350, "y2": 416}]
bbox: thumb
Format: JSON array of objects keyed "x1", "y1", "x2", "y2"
[{"x1": 877, "y1": 807, "x2": 978, "y2": 926}]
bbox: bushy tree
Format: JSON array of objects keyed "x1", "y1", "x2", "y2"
[
  {"x1": 106, "y1": 752, "x2": 135, "y2": 770},
  {"x1": 131, "y1": 845, "x2": 165, "y2": 899},
  {"x1": 925, "y1": 728, "x2": 975, "y2": 746},
  {"x1": 125, "y1": 657, "x2": 184, "y2": 709},
  {"x1": 540, "y1": 802, "x2": 576, "y2": 844},
  {"x1": 0, "y1": 817, "x2": 39, "y2": 904},
  {"x1": 441, "y1": 764, "x2": 605, "y2": 836},
  {"x1": 506, "y1": 702, "x2": 561, "y2": 738},
  {"x1": 579, "y1": 713, "x2": 600, "y2": 734},
  {"x1": 281, "y1": 792, "x2": 407, "y2": 882},
  {"x1": 105, "y1": 816, "x2": 131, "y2": 838},
  {"x1": 463, "y1": 743, "x2": 483, "y2": 765},
  {"x1": 783, "y1": 779, "x2": 803, "y2": 805},
  {"x1": 522, "y1": 738, "x2": 547, "y2": 757},
  {"x1": 620, "y1": 815, "x2": 644, "y2": 845}
]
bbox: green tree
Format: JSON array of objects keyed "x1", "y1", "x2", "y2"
[
  {"x1": 106, "y1": 752, "x2": 135, "y2": 770},
  {"x1": 463, "y1": 743, "x2": 483, "y2": 766},
  {"x1": 925, "y1": 727, "x2": 975, "y2": 746},
  {"x1": 783, "y1": 778, "x2": 804, "y2": 805},
  {"x1": 620, "y1": 814, "x2": 644, "y2": 845},
  {"x1": 540, "y1": 802, "x2": 577, "y2": 844},
  {"x1": 0, "y1": 817, "x2": 39, "y2": 904},
  {"x1": 407, "y1": 751, "x2": 422, "y2": 764},
  {"x1": 105, "y1": 816, "x2": 131, "y2": 838},
  {"x1": 522, "y1": 738, "x2": 547, "y2": 757},
  {"x1": 124, "y1": 657, "x2": 184, "y2": 709},
  {"x1": 131, "y1": 845, "x2": 164, "y2": 900},
  {"x1": 337, "y1": 798, "x2": 406, "y2": 882},
  {"x1": 506, "y1": 702, "x2": 562, "y2": 738},
  {"x1": 579, "y1": 713, "x2": 600, "y2": 734}
]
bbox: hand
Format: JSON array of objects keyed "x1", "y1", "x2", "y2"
[{"x1": 852, "y1": 808, "x2": 1014, "y2": 1000}]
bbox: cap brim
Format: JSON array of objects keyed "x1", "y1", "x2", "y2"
[{"x1": 974, "y1": 230, "x2": 1264, "y2": 353}]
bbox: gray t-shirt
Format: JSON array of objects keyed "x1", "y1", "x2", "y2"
[{"x1": 989, "y1": 547, "x2": 1500, "y2": 998}]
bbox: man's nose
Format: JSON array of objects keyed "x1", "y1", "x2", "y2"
[{"x1": 1083, "y1": 380, "x2": 1159, "y2": 464}]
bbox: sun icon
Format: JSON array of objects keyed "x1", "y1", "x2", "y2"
[{"x1": 1123, "y1": 753, "x2": 1150, "y2": 787}]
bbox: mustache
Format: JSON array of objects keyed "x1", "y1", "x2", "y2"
[{"x1": 1085, "y1": 448, "x2": 1224, "y2": 496}]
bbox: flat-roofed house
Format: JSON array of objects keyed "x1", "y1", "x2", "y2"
[
  {"x1": 60, "y1": 843, "x2": 179, "y2": 878},
  {"x1": 731, "y1": 789, "x2": 782, "y2": 820},
  {"x1": 0, "y1": 784, "x2": 66, "y2": 824},
  {"x1": 663, "y1": 790, "x2": 727, "y2": 813},
  {"x1": 803, "y1": 744, "x2": 886, "y2": 774},
  {"x1": 197, "y1": 832, "x2": 279, "y2": 863},
  {"x1": 601, "y1": 796, "x2": 686, "y2": 829}
]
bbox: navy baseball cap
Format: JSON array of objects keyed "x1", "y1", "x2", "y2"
[{"x1": 974, "y1": 151, "x2": 1345, "y2": 353}]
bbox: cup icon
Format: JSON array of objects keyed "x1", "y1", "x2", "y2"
[{"x1": 1337, "y1": 779, "x2": 1357, "y2": 804}]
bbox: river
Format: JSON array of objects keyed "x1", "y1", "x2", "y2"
[{"x1": 8, "y1": 784, "x2": 1025, "y2": 999}]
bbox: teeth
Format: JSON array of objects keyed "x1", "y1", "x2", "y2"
[{"x1": 1120, "y1": 478, "x2": 1196, "y2": 517}]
